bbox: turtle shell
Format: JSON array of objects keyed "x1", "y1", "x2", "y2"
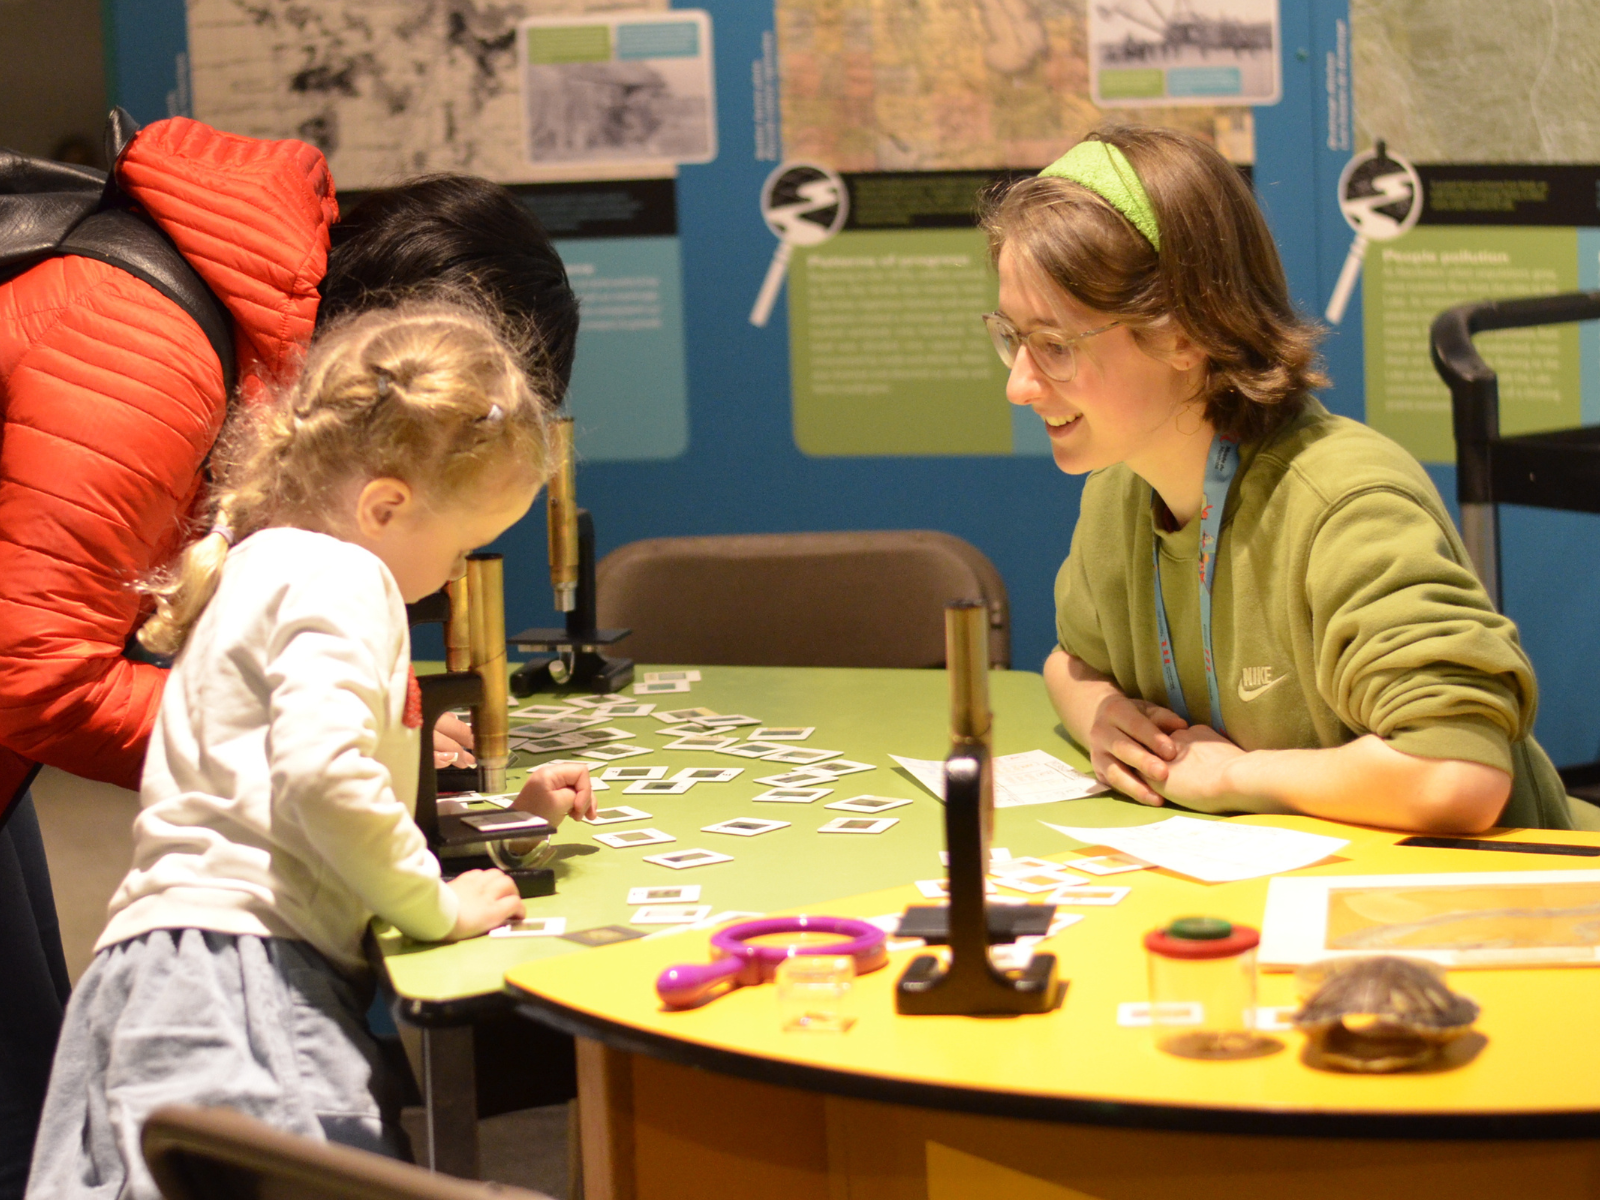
[{"x1": 1293, "y1": 956, "x2": 1479, "y2": 1072}]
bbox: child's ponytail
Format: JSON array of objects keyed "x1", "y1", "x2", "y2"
[{"x1": 136, "y1": 298, "x2": 552, "y2": 656}]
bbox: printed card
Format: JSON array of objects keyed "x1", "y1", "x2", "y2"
[
  {"x1": 663, "y1": 735, "x2": 738, "y2": 752},
  {"x1": 752, "y1": 786, "x2": 831, "y2": 803},
  {"x1": 761, "y1": 747, "x2": 841, "y2": 766},
  {"x1": 672, "y1": 766, "x2": 744, "y2": 784},
  {"x1": 992, "y1": 870, "x2": 1083, "y2": 895},
  {"x1": 631, "y1": 903, "x2": 713, "y2": 925},
  {"x1": 586, "y1": 806, "x2": 653, "y2": 825},
  {"x1": 634, "y1": 679, "x2": 691, "y2": 694},
  {"x1": 561, "y1": 925, "x2": 646, "y2": 947},
  {"x1": 652, "y1": 707, "x2": 720, "y2": 723},
  {"x1": 755, "y1": 769, "x2": 836, "y2": 788},
  {"x1": 489, "y1": 917, "x2": 567, "y2": 938},
  {"x1": 576, "y1": 727, "x2": 634, "y2": 744},
  {"x1": 643, "y1": 848, "x2": 734, "y2": 870},
  {"x1": 585, "y1": 702, "x2": 656, "y2": 719},
  {"x1": 515, "y1": 716, "x2": 605, "y2": 734},
  {"x1": 461, "y1": 811, "x2": 550, "y2": 834},
  {"x1": 813, "y1": 759, "x2": 874, "y2": 776},
  {"x1": 580, "y1": 744, "x2": 652, "y2": 762},
  {"x1": 701, "y1": 817, "x2": 789, "y2": 837},
  {"x1": 825, "y1": 795, "x2": 912, "y2": 814},
  {"x1": 627, "y1": 884, "x2": 700, "y2": 905},
  {"x1": 1066, "y1": 854, "x2": 1151, "y2": 876},
  {"x1": 750, "y1": 726, "x2": 813, "y2": 741},
  {"x1": 643, "y1": 670, "x2": 701, "y2": 683},
  {"x1": 654, "y1": 722, "x2": 717, "y2": 737},
  {"x1": 989, "y1": 855, "x2": 1059, "y2": 876},
  {"x1": 510, "y1": 705, "x2": 579, "y2": 719},
  {"x1": 1046, "y1": 885, "x2": 1131, "y2": 906},
  {"x1": 696, "y1": 714, "x2": 760, "y2": 728},
  {"x1": 566, "y1": 694, "x2": 633, "y2": 708},
  {"x1": 624, "y1": 778, "x2": 697, "y2": 795},
  {"x1": 594, "y1": 827, "x2": 676, "y2": 849},
  {"x1": 718, "y1": 741, "x2": 791, "y2": 759},
  {"x1": 514, "y1": 734, "x2": 590, "y2": 754},
  {"x1": 817, "y1": 816, "x2": 898, "y2": 834},
  {"x1": 601, "y1": 765, "x2": 667, "y2": 781}
]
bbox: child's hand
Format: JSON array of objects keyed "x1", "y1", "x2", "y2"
[
  {"x1": 433, "y1": 712, "x2": 476, "y2": 768},
  {"x1": 446, "y1": 869, "x2": 524, "y2": 940},
  {"x1": 514, "y1": 762, "x2": 598, "y2": 825}
]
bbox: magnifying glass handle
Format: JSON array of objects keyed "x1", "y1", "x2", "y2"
[
  {"x1": 657, "y1": 956, "x2": 745, "y2": 1008},
  {"x1": 749, "y1": 241, "x2": 794, "y2": 328},
  {"x1": 1325, "y1": 233, "x2": 1368, "y2": 325}
]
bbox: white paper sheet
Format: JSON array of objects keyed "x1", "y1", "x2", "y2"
[
  {"x1": 890, "y1": 749, "x2": 1107, "y2": 808},
  {"x1": 1040, "y1": 815, "x2": 1348, "y2": 883}
]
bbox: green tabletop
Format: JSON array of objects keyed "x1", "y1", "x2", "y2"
[{"x1": 378, "y1": 664, "x2": 1165, "y2": 1004}]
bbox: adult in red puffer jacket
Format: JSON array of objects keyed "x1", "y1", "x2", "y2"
[
  {"x1": 0, "y1": 116, "x2": 579, "y2": 1195},
  {"x1": 0, "y1": 118, "x2": 335, "y2": 1200}
]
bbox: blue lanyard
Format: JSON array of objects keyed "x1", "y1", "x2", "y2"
[{"x1": 1151, "y1": 432, "x2": 1238, "y2": 734}]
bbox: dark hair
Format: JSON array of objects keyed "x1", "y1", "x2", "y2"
[
  {"x1": 320, "y1": 175, "x2": 580, "y2": 401},
  {"x1": 980, "y1": 125, "x2": 1326, "y2": 444}
]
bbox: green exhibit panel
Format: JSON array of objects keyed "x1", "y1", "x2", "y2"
[{"x1": 1364, "y1": 226, "x2": 1583, "y2": 463}]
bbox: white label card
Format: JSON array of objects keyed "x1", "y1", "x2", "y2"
[
  {"x1": 594, "y1": 828, "x2": 676, "y2": 849},
  {"x1": 751, "y1": 726, "x2": 813, "y2": 741},
  {"x1": 490, "y1": 917, "x2": 567, "y2": 938},
  {"x1": 627, "y1": 884, "x2": 700, "y2": 904},
  {"x1": 634, "y1": 679, "x2": 691, "y2": 694},
  {"x1": 587, "y1": 806, "x2": 653, "y2": 825},
  {"x1": 601, "y1": 765, "x2": 668, "y2": 782},
  {"x1": 643, "y1": 670, "x2": 701, "y2": 683},
  {"x1": 825, "y1": 795, "x2": 912, "y2": 813},
  {"x1": 580, "y1": 744, "x2": 652, "y2": 762},
  {"x1": 672, "y1": 766, "x2": 745, "y2": 783},
  {"x1": 644, "y1": 848, "x2": 735, "y2": 870},
  {"x1": 663, "y1": 736, "x2": 738, "y2": 752},
  {"x1": 702, "y1": 818, "x2": 789, "y2": 837},
  {"x1": 632, "y1": 904, "x2": 713, "y2": 925},
  {"x1": 624, "y1": 778, "x2": 697, "y2": 795},
  {"x1": 817, "y1": 816, "x2": 898, "y2": 834},
  {"x1": 753, "y1": 786, "x2": 831, "y2": 803}
]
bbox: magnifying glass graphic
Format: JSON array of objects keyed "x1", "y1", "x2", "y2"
[
  {"x1": 749, "y1": 161, "x2": 850, "y2": 328},
  {"x1": 656, "y1": 915, "x2": 887, "y2": 1009},
  {"x1": 1325, "y1": 140, "x2": 1423, "y2": 325}
]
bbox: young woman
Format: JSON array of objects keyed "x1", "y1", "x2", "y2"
[
  {"x1": 27, "y1": 301, "x2": 595, "y2": 1200},
  {"x1": 982, "y1": 126, "x2": 1578, "y2": 833}
]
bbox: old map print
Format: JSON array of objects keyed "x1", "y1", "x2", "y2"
[
  {"x1": 187, "y1": 0, "x2": 669, "y2": 188},
  {"x1": 776, "y1": 0, "x2": 1252, "y2": 172},
  {"x1": 1353, "y1": 0, "x2": 1600, "y2": 163}
]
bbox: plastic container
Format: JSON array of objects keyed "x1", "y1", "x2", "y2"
[
  {"x1": 776, "y1": 954, "x2": 855, "y2": 1032},
  {"x1": 1143, "y1": 917, "x2": 1277, "y2": 1060}
]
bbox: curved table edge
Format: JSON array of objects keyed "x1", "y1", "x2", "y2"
[{"x1": 508, "y1": 985, "x2": 1600, "y2": 1141}]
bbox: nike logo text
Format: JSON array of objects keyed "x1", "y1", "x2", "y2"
[{"x1": 1237, "y1": 667, "x2": 1288, "y2": 702}]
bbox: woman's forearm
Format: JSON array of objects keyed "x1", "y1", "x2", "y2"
[
  {"x1": 1042, "y1": 648, "x2": 1121, "y2": 747},
  {"x1": 1217, "y1": 734, "x2": 1511, "y2": 832}
]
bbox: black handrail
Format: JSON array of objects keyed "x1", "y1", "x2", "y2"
[{"x1": 1431, "y1": 291, "x2": 1600, "y2": 503}]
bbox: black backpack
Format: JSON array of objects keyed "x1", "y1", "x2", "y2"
[{"x1": 0, "y1": 108, "x2": 236, "y2": 392}]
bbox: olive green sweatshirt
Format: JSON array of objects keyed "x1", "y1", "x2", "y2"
[{"x1": 1055, "y1": 399, "x2": 1573, "y2": 829}]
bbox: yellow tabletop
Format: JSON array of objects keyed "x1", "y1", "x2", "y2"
[{"x1": 506, "y1": 821, "x2": 1600, "y2": 1133}]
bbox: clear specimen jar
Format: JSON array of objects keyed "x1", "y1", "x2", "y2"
[{"x1": 1144, "y1": 917, "x2": 1278, "y2": 1060}]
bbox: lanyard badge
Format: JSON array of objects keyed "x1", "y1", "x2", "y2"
[{"x1": 1152, "y1": 432, "x2": 1239, "y2": 734}]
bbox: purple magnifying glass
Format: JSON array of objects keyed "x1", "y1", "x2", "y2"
[{"x1": 656, "y1": 915, "x2": 888, "y2": 1009}]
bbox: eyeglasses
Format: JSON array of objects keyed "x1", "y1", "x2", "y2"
[{"x1": 981, "y1": 312, "x2": 1120, "y2": 383}]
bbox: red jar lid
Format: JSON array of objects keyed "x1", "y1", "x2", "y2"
[{"x1": 1143, "y1": 916, "x2": 1260, "y2": 960}]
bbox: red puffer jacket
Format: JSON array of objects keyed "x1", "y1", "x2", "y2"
[{"x1": 0, "y1": 117, "x2": 337, "y2": 816}]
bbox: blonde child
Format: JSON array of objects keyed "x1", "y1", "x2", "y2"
[
  {"x1": 27, "y1": 301, "x2": 596, "y2": 1199},
  {"x1": 982, "y1": 126, "x2": 1581, "y2": 832}
]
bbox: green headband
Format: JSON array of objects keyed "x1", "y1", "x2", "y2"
[{"x1": 1039, "y1": 140, "x2": 1161, "y2": 251}]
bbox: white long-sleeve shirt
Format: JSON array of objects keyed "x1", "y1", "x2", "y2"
[{"x1": 100, "y1": 527, "x2": 458, "y2": 974}]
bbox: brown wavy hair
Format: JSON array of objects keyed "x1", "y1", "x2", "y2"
[{"x1": 980, "y1": 125, "x2": 1326, "y2": 443}]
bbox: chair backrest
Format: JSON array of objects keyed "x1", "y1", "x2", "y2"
[
  {"x1": 142, "y1": 1105, "x2": 551, "y2": 1200},
  {"x1": 595, "y1": 530, "x2": 1009, "y2": 669}
]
